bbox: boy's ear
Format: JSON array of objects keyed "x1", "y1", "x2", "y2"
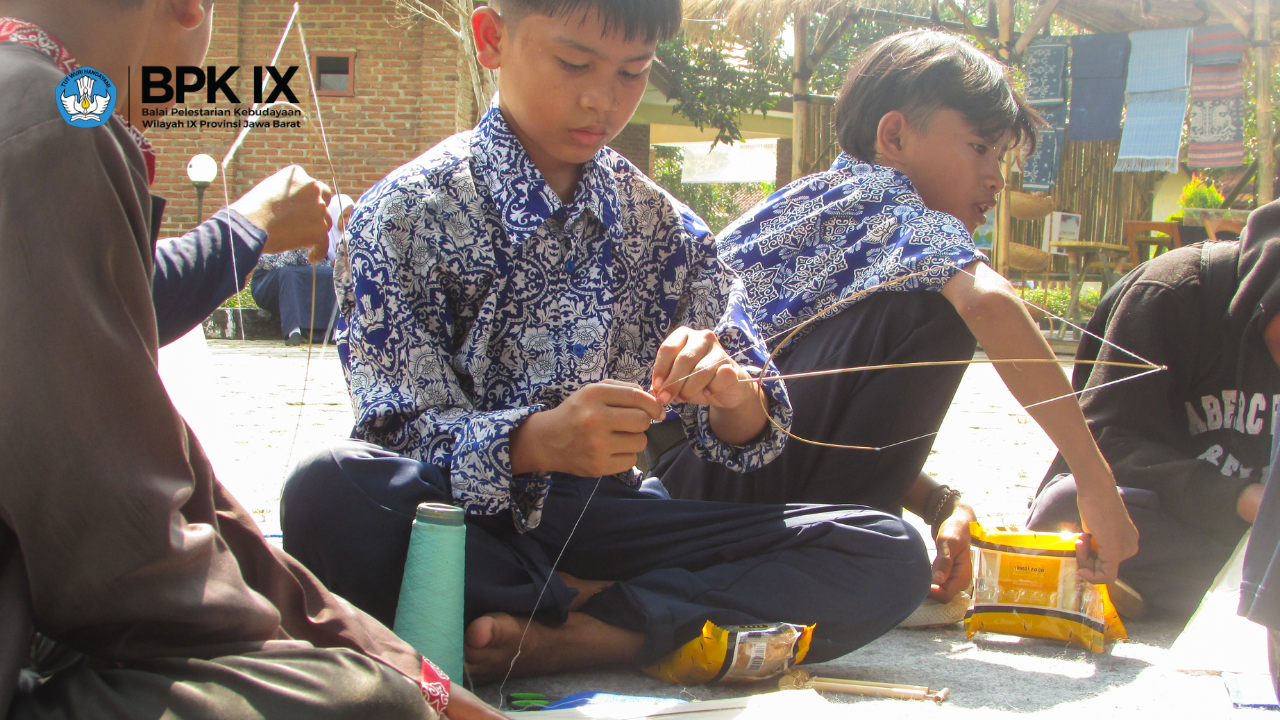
[
  {"x1": 875, "y1": 110, "x2": 910, "y2": 164},
  {"x1": 472, "y1": 7, "x2": 505, "y2": 71},
  {"x1": 166, "y1": 0, "x2": 208, "y2": 30}
]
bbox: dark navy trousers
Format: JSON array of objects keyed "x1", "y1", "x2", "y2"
[
  {"x1": 658, "y1": 291, "x2": 976, "y2": 513},
  {"x1": 281, "y1": 441, "x2": 931, "y2": 666},
  {"x1": 250, "y1": 265, "x2": 336, "y2": 339},
  {"x1": 1028, "y1": 473, "x2": 1238, "y2": 616}
]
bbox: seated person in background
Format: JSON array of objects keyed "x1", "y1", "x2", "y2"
[
  {"x1": 249, "y1": 193, "x2": 353, "y2": 345},
  {"x1": 282, "y1": 0, "x2": 932, "y2": 683},
  {"x1": 0, "y1": 0, "x2": 502, "y2": 717},
  {"x1": 656, "y1": 29, "x2": 1138, "y2": 600},
  {"x1": 1031, "y1": 211, "x2": 1280, "y2": 616},
  {"x1": 152, "y1": 166, "x2": 334, "y2": 346}
]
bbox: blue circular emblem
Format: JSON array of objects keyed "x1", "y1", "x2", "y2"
[{"x1": 56, "y1": 67, "x2": 117, "y2": 128}]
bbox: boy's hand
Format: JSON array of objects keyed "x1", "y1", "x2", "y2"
[
  {"x1": 1239, "y1": 483, "x2": 1265, "y2": 523},
  {"x1": 231, "y1": 165, "x2": 333, "y2": 264},
  {"x1": 650, "y1": 327, "x2": 768, "y2": 446},
  {"x1": 929, "y1": 503, "x2": 975, "y2": 602},
  {"x1": 650, "y1": 327, "x2": 758, "y2": 408},
  {"x1": 510, "y1": 380, "x2": 664, "y2": 477},
  {"x1": 1074, "y1": 474, "x2": 1139, "y2": 584}
]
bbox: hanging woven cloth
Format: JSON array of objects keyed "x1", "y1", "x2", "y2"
[
  {"x1": 1067, "y1": 32, "x2": 1130, "y2": 142},
  {"x1": 1188, "y1": 24, "x2": 1246, "y2": 168},
  {"x1": 1115, "y1": 28, "x2": 1191, "y2": 173},
  {"x1": 1021, "y1": 37, "x2": 1069, "y2": 191}
]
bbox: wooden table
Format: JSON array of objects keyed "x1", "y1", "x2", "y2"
[{"x1": 1049, "y1": 241, "x2": 1131, "y2": 338}]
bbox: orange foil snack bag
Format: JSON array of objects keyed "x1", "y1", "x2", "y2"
[
  {"x1": 643, "y1": 621, "x2": 814, "y2": 685},
  {"x1": 964, "y1": 523, "x2": 1125, "y2": 653}
]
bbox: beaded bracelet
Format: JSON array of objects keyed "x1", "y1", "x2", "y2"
[{"x1": 924, "y1": 485, "x2": 961, "y2": 539}]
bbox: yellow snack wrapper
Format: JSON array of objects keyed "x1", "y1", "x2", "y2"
[
  {"x1": 964, "y1": 522, "x2": 1126, "y2": 653},
  {"x1": 642, "y1": 621, "x2": 814, "y2": 685}
]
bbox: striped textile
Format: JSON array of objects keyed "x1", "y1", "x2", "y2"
[
  {"x1": 1189, "y1": 24, "x2": 1246, "y2": 167},
  {"x1": 1191, "y1": 23, "x2": 1245, "y2": 67},
  {"x1": 1116, "y1": 28, "x2": 1190, "y2": 172}
]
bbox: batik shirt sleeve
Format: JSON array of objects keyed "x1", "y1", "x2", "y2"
[
  {"x1": 255, "y1": 247, "x2": 331, "y2": 271},
  {"x1": 668, "y1": 207, "x2": 792, "y2": 472},
  {"x1": 336, "y1": 165, "x2": 546, "y2": 525},
  {"x1": 718, "y1": 154, "x2": 987, "y2": 343}
]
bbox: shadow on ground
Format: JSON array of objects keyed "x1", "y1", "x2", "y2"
[{"x1": 474, "y1": 615, "x2": 1208, "y2": 716}]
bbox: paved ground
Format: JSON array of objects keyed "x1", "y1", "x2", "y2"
[{"x1": 170, "y1": 338, "x2": 1270, "y2": 717}]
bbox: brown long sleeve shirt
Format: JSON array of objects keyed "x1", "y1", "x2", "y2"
[{"x1": 0, "y1": 41, "x2": 422, "y2": 707}]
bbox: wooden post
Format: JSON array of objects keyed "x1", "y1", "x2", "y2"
[
  {"x1": 1256, "y1": 0, "x2": 1274, "y2": 205},
  {"x1": 792, "y1": 13, "x2": 810, "y2": 181},
  {"x1": 998, "y1": 0, "x2": 1013, "y2": 60},
  {"x1": 993, "y1": 0, "x2": 1014, "y2": 276},
  {"x1": 997, "y1": 158, "x2": 1012, "y2": 277}
]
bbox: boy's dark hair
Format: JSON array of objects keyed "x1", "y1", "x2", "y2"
[
  {"x1": 834, "y1": 29, "x2": 1043, "y2": 163},
  {"x1": 489, "y1": 0, "x2": 682, "y2": 43}
]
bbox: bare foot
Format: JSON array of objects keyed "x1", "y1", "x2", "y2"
[
  {"x1": 463, "y1": 612, "x2": 643, "y2": 683},
  {"x1": 558, "y1": 572, "x2": 613, "y2": 611}
]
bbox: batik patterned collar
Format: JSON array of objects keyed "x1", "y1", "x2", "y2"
[
  {"x1": 0, "y1": 17, "x2": 155, "y2": 183},
  {"x1": 470, "y1": 108, "x2": 623, "y2": 250},
  {"x1": 717, "y1": 152, "x2": 986, "y2": 346}
]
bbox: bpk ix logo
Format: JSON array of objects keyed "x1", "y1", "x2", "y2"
[{"x1": 57, "y1": 67, "x2": 116, "y2": 127}]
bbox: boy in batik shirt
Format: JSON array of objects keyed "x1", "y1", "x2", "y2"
[
  {"x1": 658, "y1": 30, "x2": 1138, "y2": 607},
  {"x1": 283, "y1": 0, "x2": 934, "y2": 682}
]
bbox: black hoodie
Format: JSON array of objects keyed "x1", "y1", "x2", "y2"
[{"x1": 1064, "y1": 200, "x2": 1280, "y2": 546}]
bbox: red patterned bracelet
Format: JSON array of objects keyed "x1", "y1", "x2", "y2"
[{"x1": 420, "y1": 658, "x2": 450, "y2": 716}]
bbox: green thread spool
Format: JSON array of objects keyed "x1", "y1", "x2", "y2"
[{"x1": 393, "y1": 502, "x2": 465, "y2": 681}]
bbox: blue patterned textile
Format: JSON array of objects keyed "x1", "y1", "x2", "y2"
[
  {"x1": 1023, "y1": 37, "x2": 1068, "y2": 104},
  {"x1": 334, "y1": 107, "x2": 791, "y2": 531},
  {"x1": 1023, "y1": 103, "x2": 1067, "y2": 191},
  {"x1": 717, "y1": 154, "x2": 986, "y2": 346},
  {"x1": 1023, "y1": 127, "x2": 1064, "y2": 192}
]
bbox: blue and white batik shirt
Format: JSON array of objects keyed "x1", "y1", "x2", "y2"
[
  {"x1": 718, "y1": 153, "x2": 987, "y2": 346},
  {"x1": 335, "y1": 107, "x2": 791, "y2": 531}
]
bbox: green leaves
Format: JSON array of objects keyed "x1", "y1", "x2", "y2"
[{"x1": 655, "y1": 32, "x2": 784, "y2": 146}]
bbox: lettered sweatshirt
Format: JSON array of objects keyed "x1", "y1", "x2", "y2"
[{"x1": 1068, "y1": 201, "x2": 1280, "y2": 545}]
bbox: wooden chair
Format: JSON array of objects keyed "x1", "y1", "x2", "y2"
[
  {"x1": 1204, "y1": 218, "x2": 1246, "y2": 240},
  {"x1": 1124, "y1": 221, "x2": 1182, "y2": 267}
]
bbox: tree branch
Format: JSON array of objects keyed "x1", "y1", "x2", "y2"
[{"x1": 1012, "y1": 0, "x2": 1061, "y2": 59}]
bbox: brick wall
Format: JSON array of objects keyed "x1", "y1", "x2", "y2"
[
  {"x1": 608, "y1": 123, "x2": 651, "y2": 176},
  {"x1": 146, "y1": 0, "x2": 463, "y2": 237}
]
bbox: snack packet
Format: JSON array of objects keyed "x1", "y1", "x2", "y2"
[
  {"x1": 642, "y1": 621, "x2": 814, "y2": 685},
  {"x1": 964, "y1": 522, "x2": 1126, "y2": 653}
]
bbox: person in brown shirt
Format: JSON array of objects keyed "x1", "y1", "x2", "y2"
[{"x1": 0, "y1": 0, "x2": 503, "y2": 717}]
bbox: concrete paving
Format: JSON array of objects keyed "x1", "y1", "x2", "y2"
[{"x1": 184, "y1": 339, "x2": 1267, "y2": 717}]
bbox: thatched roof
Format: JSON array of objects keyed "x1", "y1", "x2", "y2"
[
  {"x1": 1058, "y1": 0, "x2": 1277, "y2": 34},
  {"x1": 683, "y1": 0, "x2": 931, "y2": 40},
  {"x1": 684, "y1": 0, "x2": 1279, "y2": 43}
]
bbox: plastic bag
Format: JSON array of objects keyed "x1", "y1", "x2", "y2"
[
  {"x1": 964, "y1": 522, "x2": 1125, "y2": 653},
  {"x1": 642, "y1": 621, "x2": 814, "y2": 685}
]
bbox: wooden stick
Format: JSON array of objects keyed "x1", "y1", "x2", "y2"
[
  {"x1": 1012, "y1": 0, "x2": 1061, "y2": 59},
  {"x1": 741, "y1": 358, "x2": 1164, "y2": 384},
  {"x1": 779, "y1": 670, "x2": 950, "y2": 703}
]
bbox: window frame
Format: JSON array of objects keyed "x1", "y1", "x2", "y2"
[{"x1": 311, "y1": 51, "x2": 356, "y2": 97}]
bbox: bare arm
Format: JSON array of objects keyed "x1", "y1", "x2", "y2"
[{"x1": 941, "y1": 260, "x2": 1138, "y2": 583}]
